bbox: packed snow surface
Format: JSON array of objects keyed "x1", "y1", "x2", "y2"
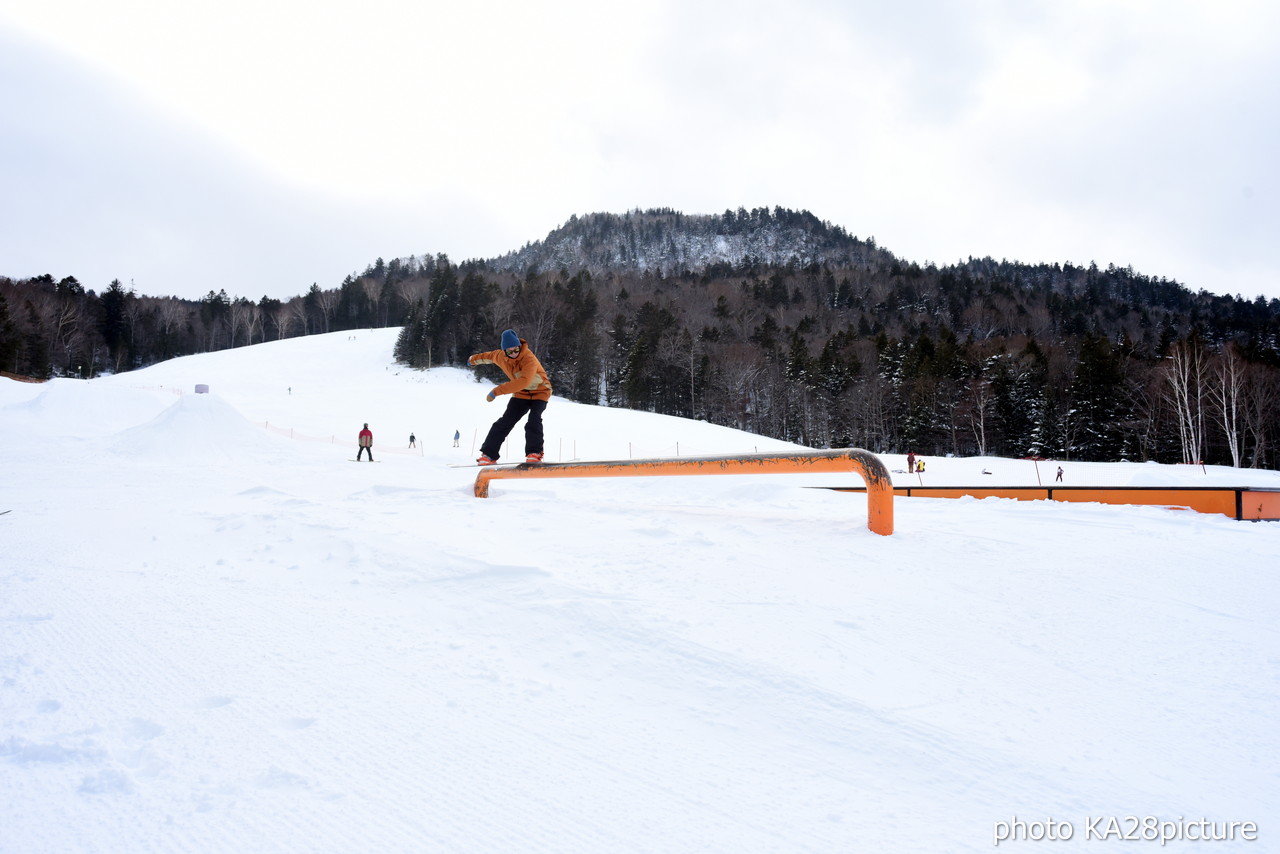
[{"x1": 2, "y1": 329, "x2": 1277, "y2": 852}]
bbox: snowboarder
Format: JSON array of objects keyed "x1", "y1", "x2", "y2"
[
  {"x1": 409, "y1": 433, "x2": 416, "y2": 448},
  {"x1": 357, "y1": 423, "x2": 374, "y2": 461},
  {"x1": 453, "y1": 430, "x2": 460, "y2": 447},
  {"x1": 1056, "y1": 466, "x2": 1064, "y2": 482},
  {"x1": 468, "y1": 329, "x2": 552, "y2": 465},
  {"x1": 907, "y1": 451, "x2": 916, "y2": 472}
]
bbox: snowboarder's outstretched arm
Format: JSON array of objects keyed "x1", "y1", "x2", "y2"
[{"x1": 468, "y1": 344, "x2": 551, "y2": 400}]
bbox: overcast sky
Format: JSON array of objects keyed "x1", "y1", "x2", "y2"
[{"x1": 2, "y1": 0, "x2": 1277, "y2": 301}]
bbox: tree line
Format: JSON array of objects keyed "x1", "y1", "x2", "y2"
[
  {"x1": 0, "y1": 260, "x2": 430, "y2": 378},
  {"x1": 4, "y1": 213, "x2": 1279, "y2": 468},
  {"x1": 395, "y1": 254, "x2": 1280, "y2": 469}
]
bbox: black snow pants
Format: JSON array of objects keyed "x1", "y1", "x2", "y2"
[{"x1": 480, "y1": 398, "x2": 547, "y2": 461}]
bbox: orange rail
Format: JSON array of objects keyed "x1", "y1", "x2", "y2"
[
  {"x1": 474, "y1": 449, "x2": 895, "y2": 535},
  {"x1": 1051, "y1": 487, "x2": 1238, "y2": 516},
  {"x1": 1243, "y1": 490, "x2": 1280, "y2": 521},
  {"x1": 827, "y1": 484, "x2": 1280, "y2": 521}
]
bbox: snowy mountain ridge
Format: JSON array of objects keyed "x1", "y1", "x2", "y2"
[{"x1": 483, "y1": 207, "x2": 895, "y2": 276}]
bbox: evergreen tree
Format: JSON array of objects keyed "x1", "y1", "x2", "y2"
[
  {"x1": 99, "y1": 279, "x2": 130, "y2": 364},
  {"x1": 548, "y1": 273, "x2": 601, "y2": 403},
  {"x1": 1069, "y1": 334, "x2": 1128, "y2": 459},
  {"x1": 988, "y1": 340, "x2": 1048, "y2": 456},
  {"x1": 424, "y1": 262, "x2": 459, "y2": 361},
  {"x1": 604, "y1": 312, "x2": 634, "y2": 408},
  {"x1": 0, "y1": 290, "x2": 17, "y2": 373},
  {"x1": 336, "y1": 276, "x2": 371, "y2": 329},
  {"x1": 393, "y1": 299, "x2": 431, "y2": 368},
  {"x1": 22, "y1": 298, "x2": 51, "y2": 377},
  {"x1": 455, "y1": 270, "x2": 495, "y2": 360}
]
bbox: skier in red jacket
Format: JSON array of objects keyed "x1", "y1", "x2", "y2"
[{"x1": 357, "y1": 423, "x2": 374, "y2": 461}]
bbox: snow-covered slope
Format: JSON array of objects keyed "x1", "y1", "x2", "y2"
[{"x1": 1, "y1": 329, "x2": 1276, "y2": 853}]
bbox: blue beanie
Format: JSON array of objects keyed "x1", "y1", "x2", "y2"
[{"x1": 501, "y1": 329, "x2": 520, "y2": 350}]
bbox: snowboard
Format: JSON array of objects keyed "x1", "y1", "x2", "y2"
[
  {"x1": 447, "y1": 461, "x2": 543, "y2": 468},
  {"x1": 349, "y1": 459, "x2": 382, "y2": 463}
]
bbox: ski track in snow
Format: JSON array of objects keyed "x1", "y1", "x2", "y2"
[{"x1": 2, "y1": 329, "x2": 1278, "y2": 852}]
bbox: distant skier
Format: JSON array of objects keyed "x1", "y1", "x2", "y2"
[
  {"x1": 906, "y1": 451, "x2": 916, "y2": 472},
  {"x1": 1056, "y1": 466, "x2": 1064, "y2": 482},
  {"x1": 453, "y1": 430, "x2": 460, "y2": 447},
  {"x1": 409, "y1": 432, "x2": 416, "y2": 448},
  {"x1": 357, "y1": 423, "x2": 374, "y2": 461},
  {"x1": 467, "y1": 329, "x2": 552, "y2": 465}
]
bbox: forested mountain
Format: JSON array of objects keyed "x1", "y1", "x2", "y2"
[
  {"x1": 487, "y1": 208, "x2": 894, "y2": 276},
  {"x1": 4, "y1": 207, "x2": 1279, "y2": 467}
]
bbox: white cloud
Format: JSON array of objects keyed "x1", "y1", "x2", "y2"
[{"x1": 1, "y1": 0, "x2": 1277, "y2": 299}]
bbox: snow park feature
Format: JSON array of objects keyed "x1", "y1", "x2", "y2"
[
  {"x1": 470, "y1": 448, "x2": 895, "y2": 535},
  {"x1": 1, "y1": 328, "x2": 1278, "y2": 853}
]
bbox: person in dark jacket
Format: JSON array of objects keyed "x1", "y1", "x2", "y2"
[
  {"x1": 357, "y1": 423, "x2": 374, "y2": 461},
  {"x1": 468, "y1": 329, "x2": 552, "y2": 465}
]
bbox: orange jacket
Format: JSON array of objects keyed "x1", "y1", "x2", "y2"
[{"x1": 468, "y1": 339, "x2": 552, "y2": 401}]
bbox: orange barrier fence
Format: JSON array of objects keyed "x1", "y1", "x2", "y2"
[
  {"x1": 474, "y1": 449, "x2": 895, "y2": 536},
  {"x1": 0, "y1": 371, "x2": 45, "y2": 383},
  {"x1": 260, "y1": 422, "x2": 424, "y2": 456},
  {"x1": 1244, "y1": 490, "x2": 1280, "y2": 520},
  {"x1": 826, "y1": 485, "x2": 1280, "y2": 521}
]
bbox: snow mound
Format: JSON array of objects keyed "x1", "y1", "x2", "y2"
[
  {"x1": 0, "y1": 375, "x2": 46, "y2": 406},
  {"x1": 102, "y1": 392, "x2": 289, "y2": 462},
  {"x1": 1121, "y1": 462, "x2": 1280, "y2": 488},
  {"x1": 0, "y1": 378, "x2": 175, "y2": 436}
]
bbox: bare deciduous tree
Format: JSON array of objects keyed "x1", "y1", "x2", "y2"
[
  {"x1": 314, "y1": 289, "x2": 338, "y2": 334},
  {"x1": 1162, "y1": 339, "x2": 1208, "y2": 464},
  {"x1": 961, "y1": 376, "x2": 994, "y2": 456},
  {"x1": 288, "y1": 298, "x2": 310, "y2": 336},
  {"x1": 1243, "y1": 363, "x2": 1279, "y2": 468},
  {"x1": 1208, "y1": 344, "x2": 1246, "y2": 467},
  {"x1": 154, "y1": 297, "x2": 186, "y2": 342}
]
